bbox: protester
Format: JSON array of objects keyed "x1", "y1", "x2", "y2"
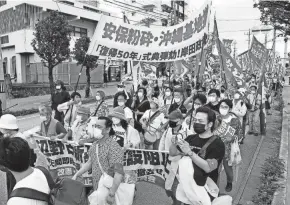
[
  {"x1": 265, "y1": 89, "x2": 272, "y2": 115},
  {"x1": 57, "y1": 91, "x2": 82, "y2": 130},
  {"x1": 205, "y1": 89, "x2": 221, "y2": 113},
  {"x1": 72, "y1": 117, "x2": 125, "y2": 203},
  {"x1": 247, "y1": 85, "x2": 261, "y2": 136},
  {"x1": 167, "y1": 107, "x2": 225, "y2": 205},
  {"x1": 65, "y1": 106, "x2": 91, "y2": 143},
  {"x1": 113, "y1": 82, "x2": 132, "y2": 108},
  {"x1": 159, "y1": 110, "x2": 185, "y2": 151},
  {"x1": 140, "y1": 97, "x2": 167, "y2": 150},
  {"x1": 162, "y1": 87, "x2": 174, "y2": 115},
  {"x1": 214, "y1": 99, "x2": 242, "y2": 192},
  {"x1": 38, "y1": 105, "x2": 67, "y2": 139},
  {"x1": 131, "y1": 87, "x2": 150, "y2": 135},
  {"x1": 0, "y1": 137, "x2": 50, "y2": 205},
  {"x1": 182, "y1": 94, "x2": 207, "y2": 135},
  {"x1": 91, "y1": 90, "x2": 109, "y2": 118},
  {"x1": 109, "y1": 107, "x2": 141, "y2": 149},
  {"x1": 51, "y1": 80, "x2": 70, "y2": 124},
  {"x1": 168, "y1": 87, "x2": 187, "y2": 115},
  {"x1": 116, "y1": 92, "x2": 134, "y2": 126},
  {"x1": 220, "y1": 85, "x2": 227, "y2": 100}
]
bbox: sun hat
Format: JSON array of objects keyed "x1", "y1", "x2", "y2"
[
  {"x1": 77, "y1": 106, "x2": 90, "y2": 115},
  {"x1": 0, "y1": 114, "x2": 19, "y2": 130},
  {"x1": 108, "y1": 106, "x2": 126, "y2": 121}
]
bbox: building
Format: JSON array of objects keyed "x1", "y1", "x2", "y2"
[
  {"x1": 99, "y1": 0, "x2": 189, "y2": 27},
  {"x1": 0, "y1": 0, "x2": 112, "y2": 84}
]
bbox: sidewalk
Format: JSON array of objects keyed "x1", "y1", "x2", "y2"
[{"x1": 6, "y1": 84, "x2": 120, "y2": 112}]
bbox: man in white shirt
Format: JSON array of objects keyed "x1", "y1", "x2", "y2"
[{"x1": 0, "y1": 137, "x2": 50, "y2": 205}]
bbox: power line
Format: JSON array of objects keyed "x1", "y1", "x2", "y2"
[{"x1": 217, "y1": 18, "x2": 260, "y2": 22}]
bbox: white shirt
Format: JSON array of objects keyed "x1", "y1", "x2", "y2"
[
  {"x1": 140, "y1": 110, "x2": 167, "y2": 131},
  {"x1": 124, "y1": 107, "x2": 133, "y2": 119},
  {"x1": 7, "y1": 168, "x2": 50, "y2": 205}
]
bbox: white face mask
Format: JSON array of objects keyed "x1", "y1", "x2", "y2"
[
  {"x1": 220, "y1": 93, "x2": 225, "y2": 98},
  {"x1": 112, "y1": 117, "x2": 121, "y2": 125},
  {"x1": 234, "y1": 93, "x2": 240, "y2": 100},
  {"x1": 165, "y1": 91, "x2": 171, "y2": 97},
  {"x1": 137, "y1": 92, "x2": 143, "y2": 98},
  {"x1": 194, "y1": 104, "x2": 201, "y2": 110},
  {"x1": 76, "y1": 115, "x2": 82, "y2": 121},
  {"x1": 93, "y1": 128, "x2": 104, "y2": 139},
  {"x1": 118, "y1": 88, "x2": 124, "y2": 92},
  {"x1": 174, "y1": 98, "x2": 181, "y2": 103},
  {"x1": 56, "y1": 85, "x2": 61, "y2": 90},
  {"x1": 118, "y1": 101, "x2": 125, "y2": 106},
  {"x1": 96, "y1": 96, "x2": 101, "y2": 101},
  {"x1": 40, "y1": 116, "x2": 47, "y2": 122},
  {"x1": 251, "y1": 90, "x2": 256, "y2": 94},
  {"x1": 208, "y1": 96, "x2": 216, "y2": 103},
  {"x1": 219, "y1": 108, "x2": 229, "y2": 116}
]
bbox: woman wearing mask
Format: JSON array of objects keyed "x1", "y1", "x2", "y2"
[
  {"x1": 116, "y1": 92, "x2": 134, "y2": 126},
  {"x1": 141, "y1": 97, "x2": 167, "y2": 150},
  {"x1": 131, "y1": 87, "x2": 150, "y2": 138},
  {"x1": 214, "y1": 99, "x2": 242, "y2": 192},
  {"x1": 113, "y1": 83, "x2": 132, "y2": 108},
  {"x1": 109, "y1": 107, "x2": 141, "y2": 149},
  {"x1": 168, "y1": 88, "x2": 187, "y2": 116},
  {"x1": 91, "y1": 90, "x2": 109, "y2": 118}
]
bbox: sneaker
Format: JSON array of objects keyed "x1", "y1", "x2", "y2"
[{"x1": 225, "y1": 182, "x2": 233, "y2": 192}]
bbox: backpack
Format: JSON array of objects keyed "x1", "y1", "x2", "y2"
[{"x1": 9, "y1": 166, "x2": 88, "y2": 205}]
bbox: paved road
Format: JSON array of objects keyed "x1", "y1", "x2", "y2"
[{"x1": 15, "y1": 97, "x2": 266, "y2": 205}]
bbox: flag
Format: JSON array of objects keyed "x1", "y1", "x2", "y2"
[
  {"x1": 216, "y1": 38, "x2": 245, "y2": 90},
  {"x1": 249, "y1": 36, "x2": 268, "y2": 68},
  {"x1": 222, "y1": 39, "x2": 233, "y2": 55}
]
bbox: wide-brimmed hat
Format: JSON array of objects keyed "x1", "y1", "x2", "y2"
[
  {"x1": 77, "y1": 106, "x2": 90, "y2": 115},
  {"x1": 0, "y1": 114, "x2": 18, "y2": 130},
  {"x1": 108, "y1": 106, "x2": 126, "y2": 120}
]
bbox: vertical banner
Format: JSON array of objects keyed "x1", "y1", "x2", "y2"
[
  {"x1": 249, "y1": 36, "x2": 268, "y2": 68},
  {"x1": 222, "y1": 39, "x2": 233, "y2": 55}
]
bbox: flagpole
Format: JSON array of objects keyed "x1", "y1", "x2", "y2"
[{"x1": 196, "y1": 34, "x2": 206, "y2": 87}]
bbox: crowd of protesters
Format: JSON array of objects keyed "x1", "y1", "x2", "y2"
[{"x1": 0, "y1": 70, "x2": 285, "y2": 205}]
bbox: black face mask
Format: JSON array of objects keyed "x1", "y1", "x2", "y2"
[
  {"x1": 221, "y1": 89, "x2": 225, "y2": 93},
  {"x1": 169, "y1": 121, "x2": 178, "y2": 128},
  {"x1": 193, "y1": 123, "x2": 206, "y2": 134}
]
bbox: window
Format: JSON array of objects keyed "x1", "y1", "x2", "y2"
[
  {"x1": 60, "y1": 1, "x2": 74, "y2": 6},
  {"x1": 143, "y1": 4, "x2": 155, "y2": 12},
  {"x1": 71, "y1": 26, "x2": 87, "y2": 37},
  {"x1": 0, "y1": 35, "x2": 9, "y2": 44},
  {"x1": 83, "y1": 6, "x2": 101, "y2": 13},
  {"x1": 11, "y1": 56, "x2": 16, "y2": 78},
  {"x1": 3, "y1": 57, "x2": 7, "y2": 75}
]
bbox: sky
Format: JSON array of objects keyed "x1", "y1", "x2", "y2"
[{"x1": 191, "y1": 0, "x2": 288, "y2": 57}]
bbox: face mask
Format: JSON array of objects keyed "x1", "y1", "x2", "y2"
[
  {"x1": 118, "y1": 88, "x2": 124, "y2": 92},
  {"x1": 76, "y1": 115, "x2": 82, "y2": 121},
  {"x1": 40, "y1": 116, "x2": 47, "y2": 122},
  {"x1": 208, "y1": 96, "x2": 216, "y2": 103},
  {"x1": 169, "y1": 121, "x2": 178, "y2": 128},
  {"x1": 193, "y1": 123, "x2": 207, "y2": 134},
  {"x1": 96, "y1": 96, "x2": 101, "y2": 101},
  {"x1": 251, "y1": 90, "x2": 256, "y2": 94},
  {"x1": 221, "y1": 89, "x2": 225, "y2": 93},
  {"x1": 234, "y1": 93, "x2": 240, "y2": 100},
  {"x1": 174, "y1": 98, "x2": 181, "y2": 103},
  {"x1": 112, "y1": 117, "x2": 121, "y2": 125},
  {"x1": 220, "y1": 93, "x2": 225, "y2": 98},
  {"x1": 194, "y1": 104, "x2": 201, "y2": 110},
  {"x1": 118, "y1": 101, "x2": 125, "y2": 106},
  {"x1": 138, "y1": 92, "x2": 143, "y2": 98},
  {"x1": 219, "y1": 108, "x2": 229, "y2": 116},
  {"x1": 165, "y1": 91, "x2": 171, "y2": 97},
  {"x1": 93, "y1": 128, "x2": 104, "y2": 139}
]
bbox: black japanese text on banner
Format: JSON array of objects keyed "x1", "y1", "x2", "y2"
[{"x1": 87, "y1": 0, "x2": 211, "y2": 62}]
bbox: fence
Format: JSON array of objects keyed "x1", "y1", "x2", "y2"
[{"x1": 26, "y1": 62, "x2": 104, "y2": 85}]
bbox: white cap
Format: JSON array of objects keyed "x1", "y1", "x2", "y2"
[{"x1": 0, "y1": 114, "x2": 19, "y2": 130}]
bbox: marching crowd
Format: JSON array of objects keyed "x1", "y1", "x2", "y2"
[{"x1": 0, "y1": 72, "x2": 285, "y2": 205}]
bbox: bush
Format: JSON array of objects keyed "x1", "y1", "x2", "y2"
[{"x1": 252, "y1": 156, "x2": 285, "y2": 205}]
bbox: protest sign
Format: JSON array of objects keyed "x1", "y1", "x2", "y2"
[
  {"x1": 87, "y1": 0, "x2": 211, "y2": 62},
  {"x1": 33, "y1": 136, "x2": 170, "y2": 188}
]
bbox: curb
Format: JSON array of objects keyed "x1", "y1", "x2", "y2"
[{"x1": 271, "y1": 91, "x2": 289, "y2": 205}]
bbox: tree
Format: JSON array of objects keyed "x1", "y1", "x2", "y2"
[
  {"x1": 255, "y1": 0, "x2": 290, "y2": 35},
  {"x1": 31, "y1": 11, "x2": 71, "y2": 96},
  {"x1": 73, "y1": 36, "x2": 99, "y2": 98}
]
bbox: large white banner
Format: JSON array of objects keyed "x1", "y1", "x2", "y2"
[{"x1": 87, "y1": 0, "x2": 211, "y2": 62}]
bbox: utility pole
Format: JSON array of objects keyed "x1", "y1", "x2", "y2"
[
  {"x1": 244, "y1": 29, "x2": 251, "y2": 49},
  {"x1": 233, "y1": 41, "x2": 237, "y2": 59}
]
